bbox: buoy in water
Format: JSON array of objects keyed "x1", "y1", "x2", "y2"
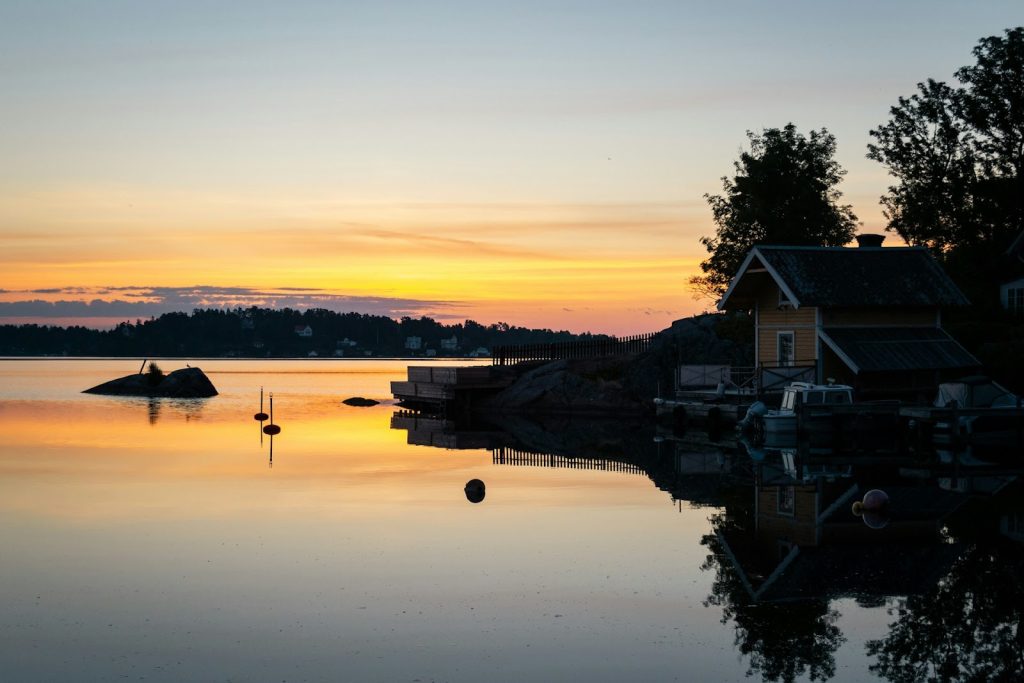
[
  {"x1": 851, "y1": 489, "x2": 889, "y2": 528},
  {"x1": 254, "y1": 386, "x2": 269, "y2": 421},
  {"x1": 262, "y1": 393, "x2": 282, "y2": 435},
  {"x1": 862, "y1": 489, "x2": 889, "y2": 511},
  {"x1": 464, "y1": 479, "x2": 485, "y2": 504}
]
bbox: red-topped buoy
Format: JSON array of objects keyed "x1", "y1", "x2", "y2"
[
  {"x1": 262, "y1": 393, "x2": 281, "y2": 436},
  {"x1": 254, "y1": 386, "x2": 269, "y2": 421}
]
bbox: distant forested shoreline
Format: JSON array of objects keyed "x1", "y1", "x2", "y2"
[{"x1": 0, "y1": 307, "x2": 616, "y2": 358}]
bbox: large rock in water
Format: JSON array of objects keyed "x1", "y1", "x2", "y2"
[
  {"x1": 480, "y1": 357, "x2": 648, "y2": 415},
  {"x1": 83, "y1": 367, "x2": 218, "y2": 398}
]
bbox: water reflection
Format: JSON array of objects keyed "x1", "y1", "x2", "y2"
[
  {"x1": 393, "y1": 410, "x2": 1024, "y2": 683},
  {"x1": 140, "y1": 396, "x2": 208, "y2": 425},
  {"x1": 867, "y1": 536, "x2": 1024, "y2": 682}
]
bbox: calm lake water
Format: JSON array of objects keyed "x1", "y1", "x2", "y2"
[{"x1": 1, "y1": 360, "x2": 1020, "y2": 682}]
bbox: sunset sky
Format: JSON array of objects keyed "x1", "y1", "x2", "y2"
[{"x1": 2, "y1": 1, "x2": 1021, "y2": 334}]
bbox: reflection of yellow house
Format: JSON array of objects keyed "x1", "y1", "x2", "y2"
[
  {"x1": 718, "y1": 461, "x2": 970, "y2": 603},
  {"x1": 718, "y1": 236, "x2": 980, "y2": 398}
]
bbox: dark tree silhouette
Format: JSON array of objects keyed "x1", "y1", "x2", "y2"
[
  {"x1": 868, "y1": 27, "x2": 1024, "y2": 306},
  {"x1": 0, "y1": 307, "x2": 610, "y2": 357},
  {"x1": 701, "y1": 514, "x2": 846, "y2": 683},
  {"x1": 691, "y1": 124, "x2": 858, "y2": 299},
  {"x1": 866, "y1": 541, "x2": 1024, "y2": 683}
]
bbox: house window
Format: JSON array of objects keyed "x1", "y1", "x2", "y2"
[
  {"x1": 778, "y1": 288, "x2": 792, "y2": 308},
  {"x1": 777, "y1": 331, "x2": 795, "y2": 367},
  {"x1": 777, "y1": 486, "x2": 795, "y2": 515},
  {"x1": 1008, "y1": 288, "x2": 1024, "y2": 316}
]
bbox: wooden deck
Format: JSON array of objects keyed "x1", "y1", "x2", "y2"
[
  {"x1": 391, "y1": 365, "x2": 514, "y2": 408},
  {"x1": 390, "y1": 411, "x2": 508, "y2": 450}
]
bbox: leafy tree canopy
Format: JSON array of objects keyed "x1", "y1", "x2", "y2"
[
  {"x1": 867, "y1": 27, "x2": 1024, "y2": 305},
  {"x1": 691, "y1": 124, "x2": 858, "y2": 300}
]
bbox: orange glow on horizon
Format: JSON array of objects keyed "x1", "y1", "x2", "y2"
[{"x1": 0, "y1": 187, "x2": 714, "y2": 333}]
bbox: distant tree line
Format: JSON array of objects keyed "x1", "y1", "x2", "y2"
[{"x1": 0, "y1": 307, "x2": 612, "y2": 358}]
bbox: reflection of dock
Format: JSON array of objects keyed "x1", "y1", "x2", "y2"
[
  {"x1": 390, "y1": 410, "x2": 508, "y2": 450},
  {"x1": 492, "y1": 447, "x2": 646, "y2": 476}
]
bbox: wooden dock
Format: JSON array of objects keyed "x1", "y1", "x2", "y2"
[
  {"x1": 390, "y1": 365, "x2": 515, "y2": 410},
  {"x1": 390, "y1": 410, "x2": 509, "y2": 450}
]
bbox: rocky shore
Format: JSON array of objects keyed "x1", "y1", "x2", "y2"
[
  {"x1": 83, "y1": 366, "x2": 219, "y2": 398},
  {"x1": 479, "y1": 313, "x2": 753, "y2": 416}
]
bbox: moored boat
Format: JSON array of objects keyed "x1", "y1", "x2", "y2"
[
  {"x1": 762, "y1": 381, "x2": 855, "y2": 439},
  {"x1": 739, "y1": 381, "x2": 855, "y2": 447}
]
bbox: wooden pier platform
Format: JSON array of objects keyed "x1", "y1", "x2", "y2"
[
  {"x1": 390, "y1": 365, "x2": 515, "y2": 410},
  {"x1": 390, "y1": 410, "x2": 509, "y2": 450}
]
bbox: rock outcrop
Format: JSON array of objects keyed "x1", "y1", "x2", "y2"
[
  {"x1": 478, "y1": 312, "x2": 754, "y2": 416},
  {"x1": 83, "y1": 367, "x2": 218, "y2": 398},
  {"x1": 481, "y1": 357, "x2": 649, "y2": 415},
  {"x1": 342, "y1": 396, "x2": 379, "y2": 407}
]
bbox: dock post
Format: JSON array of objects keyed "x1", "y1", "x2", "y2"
[
  {"x1": 796, "y1": 404, "x2": 810, "y2": 460},
  {"x1": 1017, "y1": 395, "x2": 1023, "y2": 454}
]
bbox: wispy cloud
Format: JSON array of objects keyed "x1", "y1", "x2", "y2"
[{"x1": 0, "y1": 285, "x2": 462, "y2": 326}]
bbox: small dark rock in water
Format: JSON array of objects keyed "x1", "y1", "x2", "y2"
[
  {"x1": 342, "y1": 396, "x2": 379, "y2": 407},
  {"x1": 83, "y1": 367, "x2": 218, "y2": 398}
]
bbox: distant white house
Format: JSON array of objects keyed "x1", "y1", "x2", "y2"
[
  {"x1": 294, "y1": 325, "x2": 313, "y2": 337},
  {"x1": 468, "y1": 347, "x2": 490, "y2": 358},
  {"x1": 439, "y1": 335, "x2": 459, "y2": 351},
  {"x1": 404, "y1": 336, "x2": 422, "y2": 350},
  {"x1": 337, "y1": 337, "x2": 358, "y2": 348}
]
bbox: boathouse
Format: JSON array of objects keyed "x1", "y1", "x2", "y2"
[{"x1": 718, "y1": 235, "x2": 980, "y2": 399}]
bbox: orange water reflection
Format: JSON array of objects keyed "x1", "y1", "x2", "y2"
[{"x1": 0, "y1": 361, "x2": 668, "y2": 526}]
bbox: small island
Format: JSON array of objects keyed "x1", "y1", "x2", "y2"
[{"x1": 83, "y1": 364, "x2": 218, "y2": 398}]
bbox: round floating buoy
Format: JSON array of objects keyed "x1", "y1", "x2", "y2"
[
  {"x1": 464, "y1": 478, "x2": 486, "y2": 504},
  {"x1": 861, "y1": 511, "x2": 890, "y2": 530},
  {"x1": 862, "y1": 489, "x2": 889, "y2": 511},
  {"x1": 852, "y1": 489, "x2": 889, "y2": 528},
  {"x1": 262, "y1": 393, "x2": 282, "y2": 435},
  {"x1": 254, "y1": 386, "x2": 269, "y2": 421}
]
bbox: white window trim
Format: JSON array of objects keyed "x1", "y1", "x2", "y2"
[
  {"x1": 777, "y1": 486, "x2": 795, "y2": 516},
  {"x1": 777, "y1": 330, "x2": 795, "y2": 367}
]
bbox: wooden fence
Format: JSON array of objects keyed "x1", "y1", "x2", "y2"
[
  {"x1": 492, "y1": 447, "x2": 646, "y2": 475},
  {"x1": 492, "y1": 333, "x2": 656, "y2": 366}
]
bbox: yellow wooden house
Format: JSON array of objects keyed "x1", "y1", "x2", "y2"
[{"x1": 717, "y1": 235, "x2": 980, "y2": 398}]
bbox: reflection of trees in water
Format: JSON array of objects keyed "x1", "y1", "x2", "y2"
[
  {"x1": 867, "y1": 541, "x2": 1024, "y2": 683},
  {"x1": 141, "y1": 397, "x2": 208, "y2": 425},
  {"x1": 701, "y1": 515, "x2": 845, "y2": 683}
]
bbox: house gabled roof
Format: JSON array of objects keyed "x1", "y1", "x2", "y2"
[
  {"x1": 718, "y1": 245, "x2": 971, "y2": 310},
  {"x1": 1007, "y1": 229, "x2": 1024, "y2": 260}
]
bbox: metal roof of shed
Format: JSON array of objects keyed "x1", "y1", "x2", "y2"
[{"x1": 819, "y1": 327, "x2": 980, "y2": 374}]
